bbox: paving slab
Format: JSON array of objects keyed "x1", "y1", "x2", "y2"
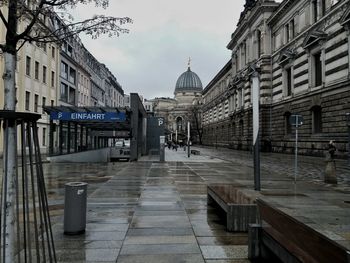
[{"x1": 21, "y1": 146, "x2": 348, "y2": 262}]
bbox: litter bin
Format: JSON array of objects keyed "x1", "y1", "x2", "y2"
[{"x1": 64, "y1": 182, "x2": 88, "y2": 235}]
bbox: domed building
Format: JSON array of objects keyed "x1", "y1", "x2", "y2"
[{"x1": 152, "y1": 64, "x2": 203, "y2": 144}]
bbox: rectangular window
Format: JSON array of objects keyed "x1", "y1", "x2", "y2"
[
  {"x1": 52, "y1": 46, "x2": 55, "y2": 58},
  {"x1": 60, "y1": 82, "x2": 68, "y2": 102},
  {"x1": 321, "y1": 0, "x2": 326, "y2": 16},
  {"x1": 67, "y1": 45, "x2": 73, "y2": 56},
  {"x1": 26, "y1": 56, "x2": 31, "y2": 76},
  {"x1": 34, "y1": 94, "x2": 39, "y2": 112},
  {"x1": 42, "y1": 127, "x2": 46, "y2": 146},
  {"x1": 257, "y1": 30, "x2": 261, "y2": 58},
  {"x1": 313, "y1": 0, "x2": 318, "y2": 22},
  {"x1": 60, "y1": 62, "x2": 68, "y2": 79},
  {"x1": 35, "y1": 61, "x2": 39, "y2": 80},
  {"x1": 42, "y1": 97, "x2": 46, "y2": 113},
  {"x1": 51, "y1": 99, "x2": 54, "y2": 106},
  {"x1": 42, "y1": 43, "x2": 47, "y2": 52},
  {"x1": 51, "y1": 71, "x2": 55, "y2": 87},
  {"x1": 25, "y1": 91, "x2": 30, "y2": 110},
  {"x1": 286, "y1": 67, "x2": 292, "y2": 96},
  {"x1": 290, "y1": 19, "x2": 295, "y2": 38},
  {"x1": 313, "y1": 52, "x2": 322, "y2": 87},
  {"x1": 42, "y1": 65, "x2": 47, "y2": 83},
  {"x1": 285, "y1": 24, "x2": 290, "y2": 42},
  {"x1": 312, "y1": 106, "x2": 322, "y2": 133},
  {"x1": 69, "y1": 87, "x2": 76, "y2": 105},
  {"x1": 243, "y1": 42, "x2": 247, "y2": 65},
  {"x1": 69, "y1": 68, "x2": 76, "y2": 84}
]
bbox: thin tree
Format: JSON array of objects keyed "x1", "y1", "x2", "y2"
[
  {"x1": 187, "y1": 103, "x2": 203, "y2": 145},
  {"x1": 0, "y1": 0, "x2": 131, "y2": 261}
]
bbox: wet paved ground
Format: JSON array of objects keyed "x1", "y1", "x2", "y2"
[{"x1": 38, "y1": 147, "x2": 350, "y2": 262}]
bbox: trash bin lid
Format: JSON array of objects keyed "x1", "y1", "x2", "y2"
[{"x1": 65, "y1": 182, "x2": 88, "y2": 187}]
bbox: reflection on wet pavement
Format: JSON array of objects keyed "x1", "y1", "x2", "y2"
[{"x1": 42, "y1": 160, "x2": 250, "y2": 263}]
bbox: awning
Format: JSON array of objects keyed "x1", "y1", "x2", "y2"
[{"x1": 43, "y1": 106, "x2": 131, "y2": 131}]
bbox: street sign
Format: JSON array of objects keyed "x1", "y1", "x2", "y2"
[
  {"x1": 289, "y1": 114, "x2": 303, "y2": 126},
  {"x1": 158, "y1": 118, "x2": 164, "y2": 126},
  {"x1": 50, "y1": 112, "x2": 126, "y2": 122}
]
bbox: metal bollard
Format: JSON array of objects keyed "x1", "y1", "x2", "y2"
[{"x1": 64, "y1": 182, "x2": 88, "y2": 235}]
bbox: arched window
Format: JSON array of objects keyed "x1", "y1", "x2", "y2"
[{"x1": 311, "y1": 106, "x2": 322, "y2": 133}]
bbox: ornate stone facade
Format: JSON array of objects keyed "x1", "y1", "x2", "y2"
[{"x1": 202, "y1": 0, "x2": 350, "y2": 157}]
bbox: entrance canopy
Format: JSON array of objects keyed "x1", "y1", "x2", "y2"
[{"x1": 43, "y1": 106, "x2": 131, "y2": 131}]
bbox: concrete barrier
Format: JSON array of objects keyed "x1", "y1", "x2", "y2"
[{"x1": 47, "y1": 148, "x2": 110, "y2": 163}]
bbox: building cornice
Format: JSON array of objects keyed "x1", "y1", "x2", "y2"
[
  {"x1": 227, "y1": 1, "x2": 280, "y2": 50},
  {"x1": 267, "y1": 0, "x2": 296, "y2": 26},
  {"x1": 202, "y1": 60, "x2": 232, "y2": 96}
]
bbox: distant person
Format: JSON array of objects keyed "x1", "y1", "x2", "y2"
[{"x1": 328, "y1": 140, "x2": 336, "y2": 160}]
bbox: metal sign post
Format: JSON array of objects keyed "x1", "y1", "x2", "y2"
[{"x1": 290, "y1": 114, "x2": 303, "y2": 183}]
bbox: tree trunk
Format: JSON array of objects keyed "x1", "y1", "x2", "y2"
[{"x1": 2, "y1": 51, "x2": 17, "y2": 261}]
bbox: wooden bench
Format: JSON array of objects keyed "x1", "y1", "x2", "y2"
[
  {"x1": 207, "y1": 185, "x2": 259, "y2": 232},
  {"x1": 190, "y1": 149, "x2": 200, "y2": 155},
  {"x1": 249, "y1": 199, "x2": 350, "y2": 263}
]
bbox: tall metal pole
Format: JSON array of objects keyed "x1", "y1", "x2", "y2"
[
  {"x1": 187, "y1": 121, "x2": 190, "y2": 158},
  {"x1": 294, "y1": 117, "x2": 298, "y2": 183},
  {"x1": 252, "y1": 72, "x2": 261, "y2": 191}
]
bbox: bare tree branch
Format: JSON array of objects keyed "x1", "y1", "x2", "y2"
[
  {"x1": 0, "y1": 8, "x2": 8, "y2": 28},
  {"x1": 16, "y1": 0, "x2": 47, "y2": 41}
]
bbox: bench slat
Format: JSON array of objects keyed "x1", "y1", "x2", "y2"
[{"x1": 257, "y1": 199, "x2": 350, "y2": 263}]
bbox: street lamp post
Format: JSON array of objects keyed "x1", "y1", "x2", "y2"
[
  {"x1": 187, "y1": 121, "x2": 190, "y2": 158},
  {"x1": 346, "y1": 113, "x2": 350, "y2": 166},
  {"x1": 251, "y1": 71, "x2": 261, "y2": 191}
]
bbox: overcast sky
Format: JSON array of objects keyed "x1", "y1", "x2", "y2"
[{"x1": 75, "y1": 0, "x2": 248, "y2": 99}]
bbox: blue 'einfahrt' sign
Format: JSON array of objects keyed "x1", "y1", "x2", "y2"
[{"x1": 50, "y1": 112, "x2": 126, "y2": 122}]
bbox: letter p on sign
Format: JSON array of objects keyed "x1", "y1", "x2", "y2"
[{"x1": 158, "y1": 118, "x2": 164, "y2": 126}]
